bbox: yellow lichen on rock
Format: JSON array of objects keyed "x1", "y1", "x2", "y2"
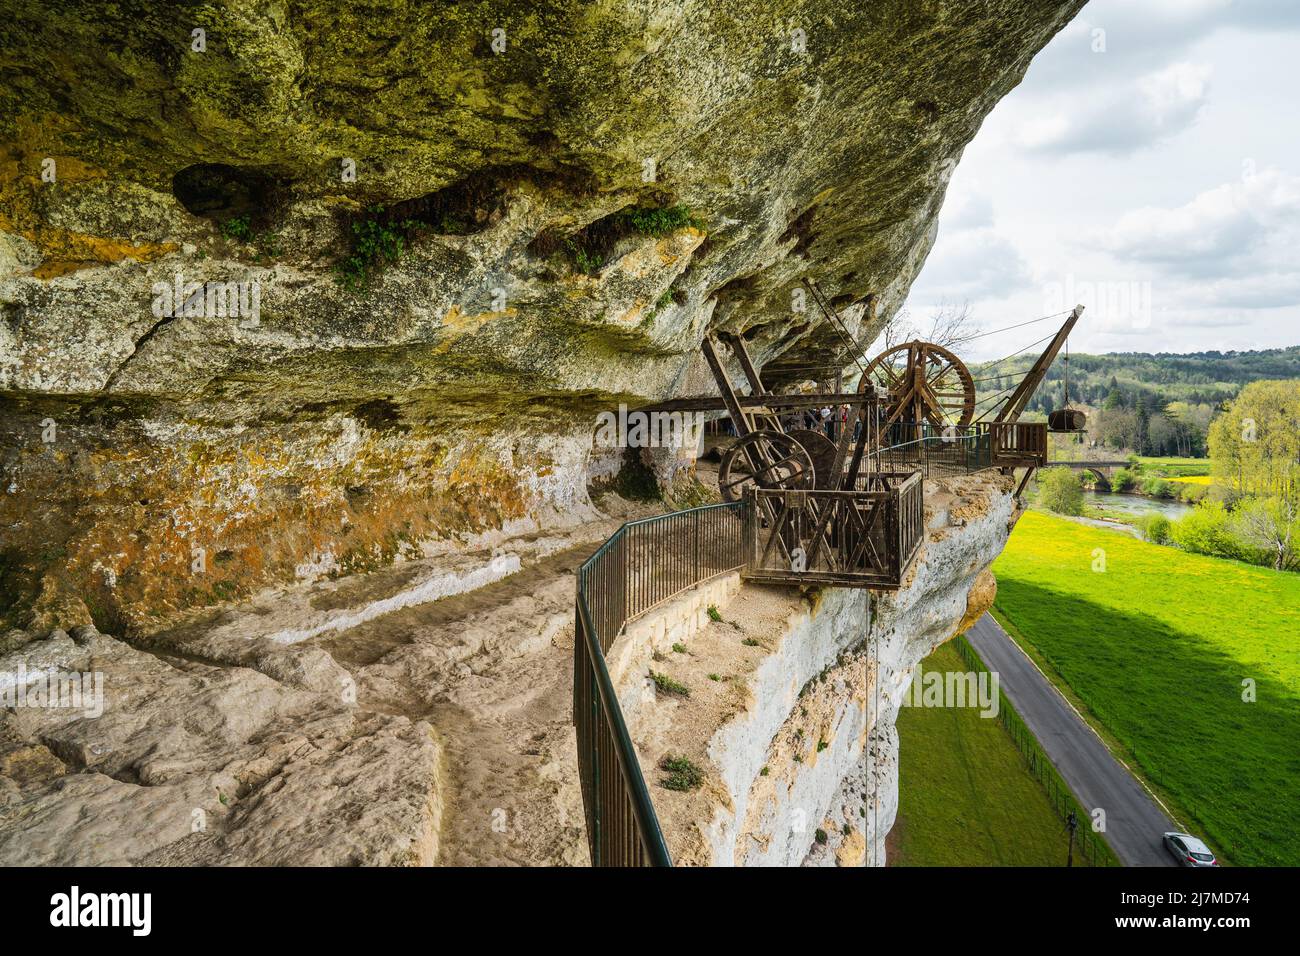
[{"x1": 956, "y1": 568, "x2": 998, "y2": 636}]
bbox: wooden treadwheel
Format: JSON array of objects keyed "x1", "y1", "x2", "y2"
[
  {"x1": 717, "y1": 430, "x2": 816, "y2": 503},
  {"x1": 859, "y1": 340, "x2": 976, "y2": 434}
]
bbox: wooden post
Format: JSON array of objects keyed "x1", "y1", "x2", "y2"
[
  {"x1": 700, "y1": 336, "x2": 752, "y2": 438},
  {"x1": 720, "y1": 333, "x2": 783, "y2": 434}
]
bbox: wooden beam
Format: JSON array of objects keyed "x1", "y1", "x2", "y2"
[
  {"x1": 700, "y1": 336, "x2": 752, "y2": 438},
  {"x1": 994, "y1": 305, "x2": 1085, "y2": 425},
  {"x1": 639, "y1": 392, "x2": 879, "y2": 413},
  {"x1": 721, "y1": 332, "x2": 784, "y2": 434}
]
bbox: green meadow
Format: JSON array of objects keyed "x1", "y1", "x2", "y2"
[
  {"x1": 992, "y1": 510, "x2": 1300, "y2": 866},
  {"x1": 1135, "y1": 456, "x2": 1213, "y2": 477},
  {"x1": 892, "y1": 641, "x2": 1092, "y2": 866}
]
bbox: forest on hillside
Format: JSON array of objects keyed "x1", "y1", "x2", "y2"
[{"x1": 971, "y1": 346, "x2": 1300, "y2": 457}]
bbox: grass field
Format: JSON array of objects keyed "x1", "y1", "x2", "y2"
[
  {"x1": 892, "y1": 641, "x2": 1088, "y2": 866},
  {"x1": 992, "y1": 510, "x2": 1300, "y2": 866},
  {"x1": 1136, "y1": 456, "x2": 1212, "y2": 477}
]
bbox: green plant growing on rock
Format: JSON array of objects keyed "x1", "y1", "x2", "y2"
[
  {"x1": 650, "y1": 670, "x2": 690, "y2": 697},
  {"x1": 706, "y1": 605, "x2": 722, "y2": 622},
  {"x1": 817, "y1": 738, "x2": 829, "y2": 753},
  {"x1": 659, "y1": 755, "x2": 704, "y2": 792},
  {"x1": 565, "y1": 238, "x2": 603, "y2": 275},
  {"x1": 336, "y1": 205, "x2": 420, "y2": 291},
  {"x1": 672, "y1": 642, "x2": 687, "y2": 654},
  {"x1": 741, "y1": 637, "x2": 760, "y2": 647},
  {"x1": 219, "y1": 216, "x2": 254, "y2": 242},
  {"x1": 252, "y1": 230, "x2": 283, "y2": 263},
  {"x1": 616, "y1": 204, "x2": 703, "y2": 237},
  {"x1": 815, "y1": 828, "x2": 828, "y2": 845},
  {"x1": 708, "y1": 673, "x2": 720, "y2": 682}
]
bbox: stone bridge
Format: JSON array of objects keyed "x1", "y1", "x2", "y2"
[{"x1": 1050, "y1": 460, "x2": 1130, "y2": 489}]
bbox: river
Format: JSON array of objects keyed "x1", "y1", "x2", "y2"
[{"x1": 1082, "y1": 489, "x2": 1192, "y2": 520}]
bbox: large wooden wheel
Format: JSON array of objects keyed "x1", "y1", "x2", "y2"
[
  {"x1": 786, "y1": 428, "x2": 839, "y2": 490},
  {"x1": 718, "y1": 430, "x2": 816, "y2": 503},
  {"x1": 860, "y1": 340, "x2": 976, "y2": 435}
]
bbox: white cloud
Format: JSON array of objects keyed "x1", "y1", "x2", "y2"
[
  {"x1": 1016, "y1": 62, "x2": 1210, "y2": 155},
  {"x1": 1023, "y1": 0, "x2": 1300, "y2": 91},
  {"x1": 943, "y1": 192, "x2": 995, "y2": 231},
  {"x1": 1095, "y1": 169, "x2": 1300, "y2": 279},
  {"x1": 1186, "y1": 273, "x2": 1300, "y2": 310},
  {"x1": 904, "y1": 1, "x2": 1300, "y2": 354},
  {"x1": 911, "y1": 227, "x2": 1032, "y2": 304}
]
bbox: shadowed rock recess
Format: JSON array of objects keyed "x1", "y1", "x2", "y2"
[{"x1": 0, "y1": 2, "x2": 1082, "y2": 867}]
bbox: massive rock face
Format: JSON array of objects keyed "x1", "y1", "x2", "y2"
[{"x1": 0, "y1": 0, "x2": 1083, "y2": 632}]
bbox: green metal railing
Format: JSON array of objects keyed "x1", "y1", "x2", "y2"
[
  {"x1": 573, "y1": 501, "x2": 747, "y2": 866},
  {"x1": 866, "y1": 421, "x2": 1048, "y2": 477},
  {"x1": 868, "y1": 432, "x2": 993, "y2": 477}
]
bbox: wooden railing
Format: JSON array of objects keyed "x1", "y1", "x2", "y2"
[
  {"x1": 742, "y1": 471, "x2": 924, "y2": 590},
  {"x1": 868, "y1": 432, "x2": 992, "y2": 477},
  {"x1": 981, "y1": 422, "x2": 1048, "y2": 466},
  {"x1": 573, "y1": 477, "x2": 930, "y2": 865}
]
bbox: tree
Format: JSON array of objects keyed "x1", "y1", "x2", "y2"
[
  {"x1": 1139, "y1": 513, "x2": 1171, "y2": 544},
  {"x1": 1148, "y1": 413, "x2": 1176, "y2": 456},
  {"x1": 1169, "y1": 500, "x2": 1244, "y2": 561},
  {"x1": 1208, "y1": 379, "x2": 1300, "y2": 502},
  {"x1": 1231, "y1": 497, "x2": 1299, "y2": 571},
  {"x1": 1037, "y1": 467, "x2": 1083, "y2": 516},
  {"x1": 1097, "y1": 407, "x2": 1137, "y2": 450},
  {"x1": 1134, "y1": 394, "x2": 1150, "y2": 455},
  {"x1": 1110, "y1": 467, "x2": 1136, "y2": 492},
  {"x1": 1165, "y1": 401, "x2": 1214, "y2": 457},
  {"x1": 879, "y1": 301, "x2": 980, "y2": 351}
]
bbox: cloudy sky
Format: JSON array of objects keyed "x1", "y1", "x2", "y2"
[{"x1": 901, "y1": 0, "x2": 1300, "y2": 360}]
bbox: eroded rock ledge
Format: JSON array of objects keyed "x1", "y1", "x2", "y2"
[
  {"x1": 0, "y1": 626, "x2": 441, "y2": 866},
  {"x1": 0, "y1": 473, "x2": 1014, "y2": 865}
]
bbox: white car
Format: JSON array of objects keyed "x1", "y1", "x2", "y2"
[{"x1": 1163, "y1": 832, "x2": 1218, "y2": 867}]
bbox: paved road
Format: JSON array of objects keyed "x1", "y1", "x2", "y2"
[{"x1": 965, "y1": 614, "x2": 1178, "y2": 866}]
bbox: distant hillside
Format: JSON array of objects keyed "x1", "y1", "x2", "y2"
[
  {"x1": 971, "y1": 345, "x2": 1300, "y2": 415},
  {"x1": 968, "y1": 345, "x2": 1300, "y2": 457}
]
